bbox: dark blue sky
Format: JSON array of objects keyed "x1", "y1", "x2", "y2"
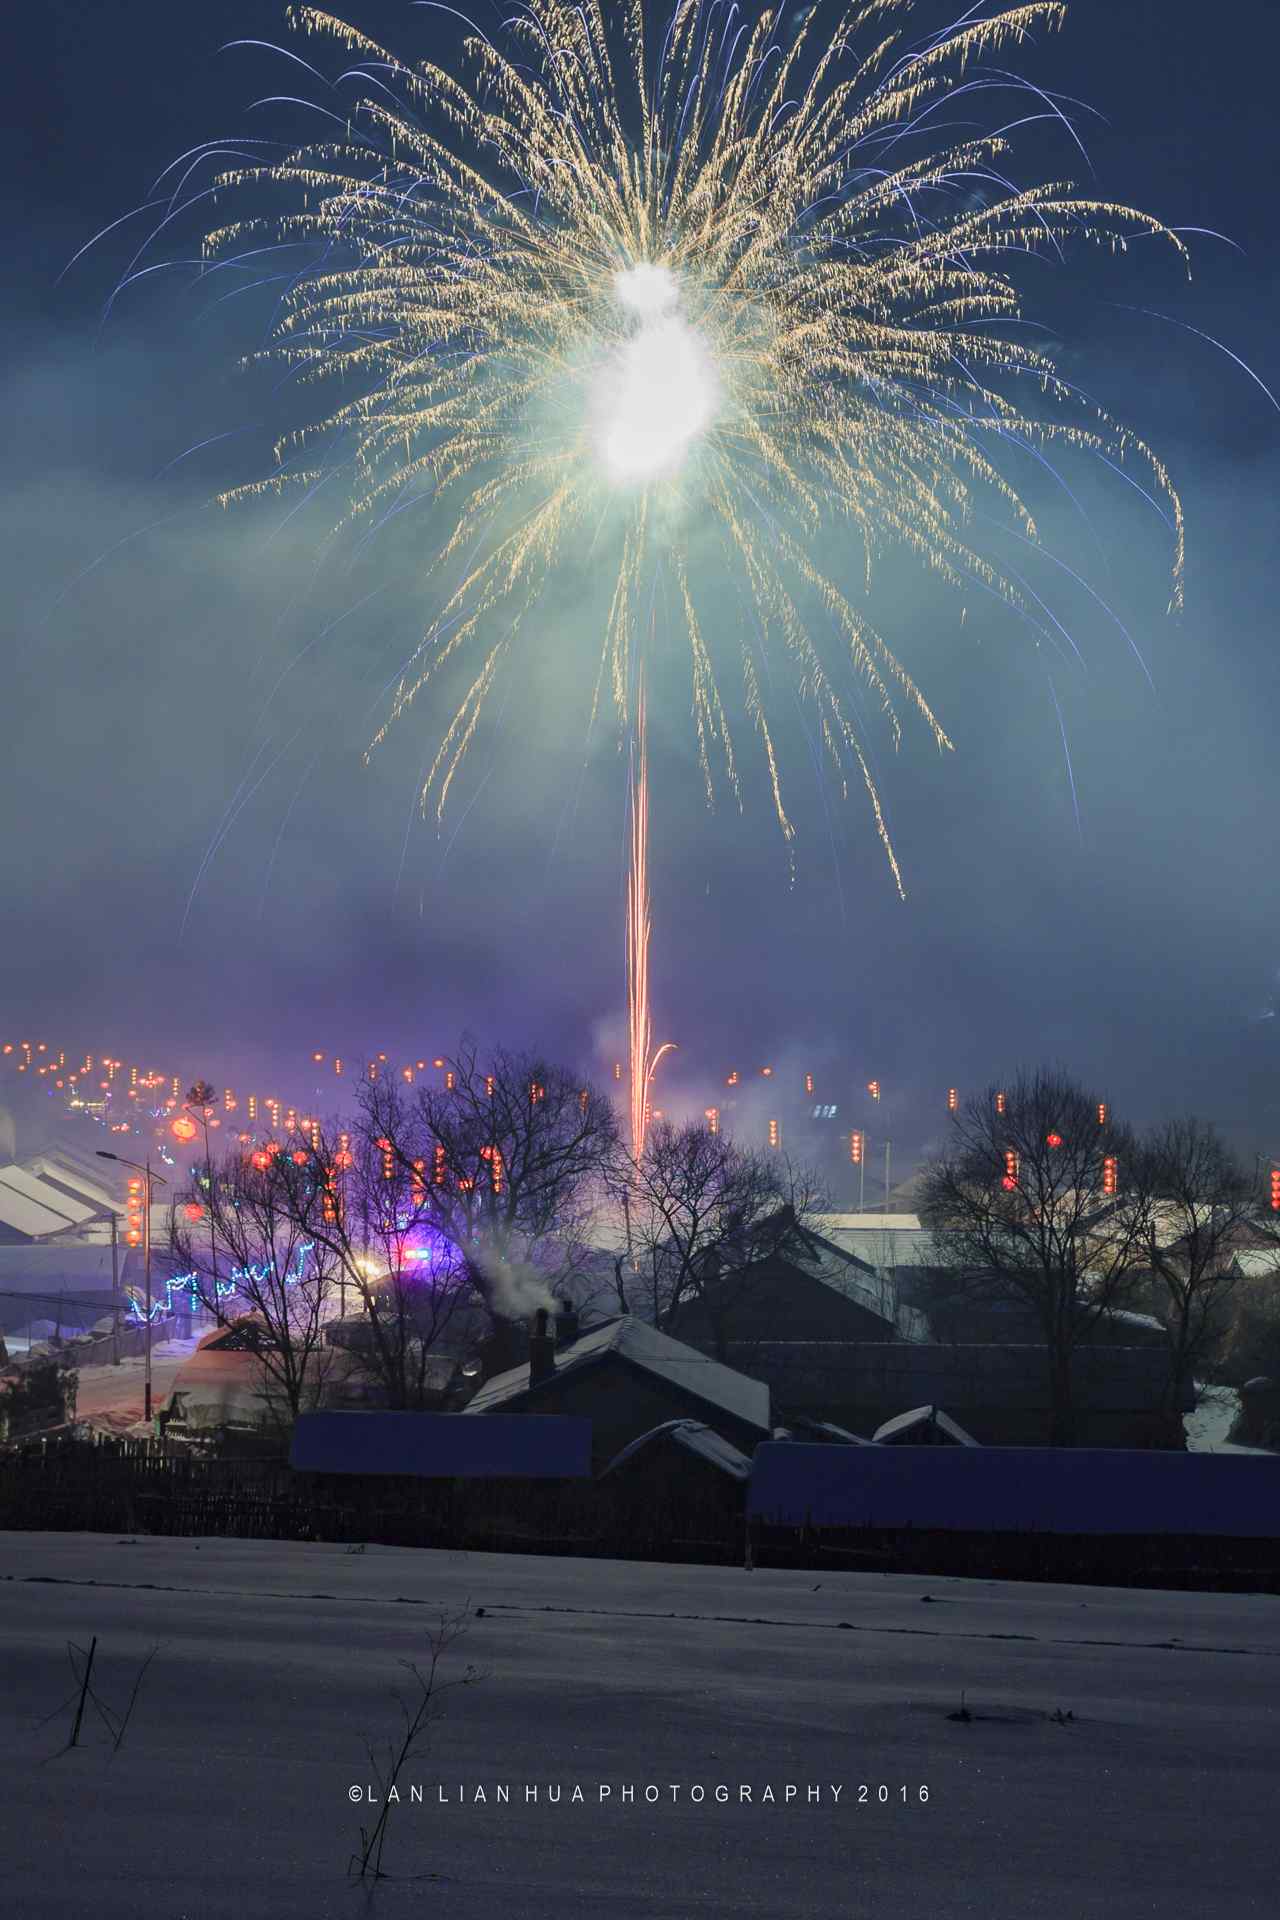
[{"x1": 3, "y1": 0, "x2": 1279, "y2": 1173}]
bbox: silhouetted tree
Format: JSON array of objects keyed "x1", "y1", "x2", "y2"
[
  {"x1": 619, "y1": 1118, "x2": 829, "y2": 1357},
  {"x1": 1129, "y1": 1117, "x2": 1253, "y2": 1414},
  {"x1": 168, "y1": 1150, "x2": 339, "y2": 1424},
  {"x1": 362, "y1": 1042, "x2": 622, "y2": 1325},
  {"x1": 917, "y1": 1068, "x2": 1151, "y2": 1445}
]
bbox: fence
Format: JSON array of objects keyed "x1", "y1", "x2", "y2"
[
  {"x1": 0, "y1": 1433, "x2": 744, "y2": 1562},
  {"x1": 5, "y1": 1433, "x2": 1277, "y2": 1591}
]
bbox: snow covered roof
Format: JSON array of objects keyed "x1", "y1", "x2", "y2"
[
  {"x1": 0, "y1": 1165, "x2": 98, "y2": 1228},
  {"x1": 1233, "y1": 1250, "x2": 1280, "y2": 1280},
  {"x1": 873, "y1": 1405, "x2": 980, "y2": 1446},
  {"x1": 462, "y1": 1314, "x2": 771, "y2": 1434},
  {"x1": 772, "y1": 1226, "x2": 895, "y2": 1323},
  {"x1": 23, "y1": 1151, "x2": 117, "y2": 1215},
  {"x1": 821, "y1": 1213, "x2": 922, "y2": 1233},
  {"x1": 600, "y1": 1418, "x2": 753, "y2": 1482},
  {"x1": 0, "y1": 1173, "x2": 78, "y2": 1239},
  {"x1": 1100, "y1": 1309, "x2": 1168, "y2": 1337}
]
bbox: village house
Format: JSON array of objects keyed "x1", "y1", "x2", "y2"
[
  {"x1": 668, "y1": 1213, "x2": 907, "y2": 1356},
  {"x1": 718, "y1": 1338, "x2": 1192, "y2": 1446},
  {"x1": 460, "y1": 1306, "x2": 771, "y2": 1465}
]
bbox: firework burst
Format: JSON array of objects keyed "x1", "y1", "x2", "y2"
[{"x1": 196, "y1": 0, "x2": 1185, "y2": 902}]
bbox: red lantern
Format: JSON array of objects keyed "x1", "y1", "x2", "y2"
[
  {"x1": 1046, "y1": 1132, "x2": 1063, "y2": 1150},
  {"x1": 183, "y1": 1202, "x2": 205, "y2": 1223},
  {"x1": 291, "y1": 1149, "x2": 308, "y2": 1166},
  {"x1": 250, "y1": 1150, "x2": 271, "y2": 1171},
  {"x1": 170, "y1": 1114, "x2": 198, "y2": 1143}
]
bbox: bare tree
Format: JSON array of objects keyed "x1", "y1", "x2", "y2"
[
  {"x1": 265, "y1": 1115, "x2": 482, "y2": 1411},
  {"x1": 620, "y1": 1118, "x2": 830, "y2": 1358},
  {"x1": 168, "y1": 1149, "x2": 339, "y2": 1427},
  {"x1": 362, "y1": 1042, "x2": 622, "y2": 1327},
  {"x1": 917, "y1": 1068, "x2": 1152, "y2": 1445},
  {"x1": 1128, "y1": 1117, "x2": 1253, "y2": 1415}
]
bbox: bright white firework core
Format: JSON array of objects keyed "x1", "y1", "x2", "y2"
[
  {"x1": 597, "y1": 318, "x2": 717, "y2": 483},
  {"x1": 614, "y1": 261, "x2": 679, "y2": 318}
]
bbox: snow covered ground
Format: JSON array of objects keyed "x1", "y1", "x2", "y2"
[
  {"x1": 1, "y1": 1532, "x2": 1277, "y2": 1918},
  {"x1": 1185, "y1": 1383, "x2": 1274, "y2": 1454}
]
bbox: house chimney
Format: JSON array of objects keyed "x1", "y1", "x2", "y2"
[
  {"x1": 554, "y1": 1299, "x2": 580, "y2": 1348},
  {"x1": 529, "y1": 1307, "x2": 555, "y2": 1386}
]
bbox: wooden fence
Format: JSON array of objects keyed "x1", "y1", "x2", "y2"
[
  {"x1": 0, "y1": 1433, "x2": 743, "y2": 1562},
  {"x1": 4, "y1": 1435, "x2": 1276, "y2": 1591}
]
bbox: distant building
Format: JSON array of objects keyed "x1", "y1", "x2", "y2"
[
  {"x1": 669, "y1": 1216, "x2": 903, "y2": 1355},
  {"x1": 715, "y1": 1340, "x2": 1190, "y2": 1447},
  {"x1": 462, "y1": 1309, "x2": 771, "y2": 1465},
  {"x1": 0, "y1": 1243, "x2": 134, "y2": 1345}
]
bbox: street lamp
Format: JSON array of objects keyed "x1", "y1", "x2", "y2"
[{"x1": 97, "y1": 1151, "x2": 167, "y2": 1424}]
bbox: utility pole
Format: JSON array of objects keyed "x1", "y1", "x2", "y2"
[
  {"x1": 183, "y1": 1083, "x2": 221, "y2": 1325},
  {"x1": 884, "y1": 1141, "x2": 892, "y2": 1213},
  {"x1": 143, "y1": 1159, "x2": 153, "y2": 1421},
  {"x1": 109, "y1": 1212, "x2": 120, "y2": 1366},
  {"x1": 859, "y1": 1145, "x2": 866, "y2": 1214},
  {"x1": 97, "y1": 1153, "x2": 167, "y2": 1427}
]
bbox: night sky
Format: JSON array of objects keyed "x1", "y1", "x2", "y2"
[{"x1": 4, "y1": 0, "x2": 1279, "y2": 1171}]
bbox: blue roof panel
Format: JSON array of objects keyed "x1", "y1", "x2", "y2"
[
  {"x1": 291, "y1": 1410, "x2": 593, "y2": 1478},
  {"x1": 747, "y1": 1442, "x2": 1280, "y2": 1537}
]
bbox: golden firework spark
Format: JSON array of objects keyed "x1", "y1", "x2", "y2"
[
  {"x1": 205, "y1": 0, "x2": 1186, "y2": 896},
  {"x1": 626, "y1": 681, "x2": 676, "y2": 1155}
]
